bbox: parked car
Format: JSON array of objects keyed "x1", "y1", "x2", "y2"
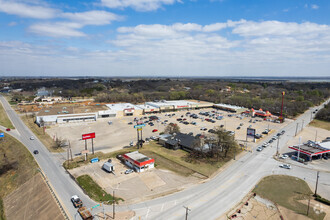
[
  {"x1": 237, "y1": 126, "x2": 241, "y2": 130},
  {"x1": 108, "y1": 121, "x2": 112, "y2": 125},
  {"x1": 200, "y1": 127, "x2": 207, "y2": 131},
  {"x1": 279, "y1": 164, "x2": 291, "y2": 169},
  {"x1": 152, "y1": 129, "x2": 158, "y2": 132},
  {"x1": 125, "y1": 169, "x2": 134, "y2": 174},
  {"x1": 128, "y1": 122, "x2": 133, "y2": 125},
  {"x1": 208, "y1": 129, "x2": 215, "y2": 133},
  {"x1": 30, "y1": 136, "x2": 35, "y2": 140},
  {"x1": 280, "y1": 154, "x2": 289, "y2": 159},
  {"x1": 256, "y1": 147, "x2": 263, "y2": 152},
  {"x1": 116, "y1": 154, "x2": 123, "y2": 161},
  {"x1": 33, "y1": 150, "x2": 39, "y2": 154}
]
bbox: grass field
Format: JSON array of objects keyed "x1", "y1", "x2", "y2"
[
  {"x1": 310, "y1": 119, "x2": 330, "y2": 131},
  {"x1": 76, "y1": 175, "x2": 123, "y2": 204},
  {"x1": 0, "y1": 130, "x2": 38, "y2": 219},
  {"x1": 253, "y1": 175, "x2": 326, "y2": 220},
  {"x1": 0, "y1": 102, "x2": 14, "y2": 129},
  {"x1": 20, "y1": 115, "x2": 63, "y2": 153},
  {"x1": 64, "y1": 141, "x2": 237, "y2": 177}
]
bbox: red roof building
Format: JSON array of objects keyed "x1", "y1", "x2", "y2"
[{"x1": 123, "y1": 151, "x2": 155, "y2": 172}]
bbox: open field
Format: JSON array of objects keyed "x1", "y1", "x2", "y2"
[
  {"x1": 4, "y1": 173, "x2": 64, "y2": 220},
  {"x1": 253, "y1": 175, "x2": 326, "y2": 220},
  {"x1": 0, "y1": 102, "x2": 14, "y2": 129},
  {"x1": 48, "y1": 107, "x2": 289, "y2": 156},
  {"x1": 20, "y1": 115, "x2": 63, "y2": 153},
  {"x1": 309, "y1": 119, "x2": 330, "y2": 131}
]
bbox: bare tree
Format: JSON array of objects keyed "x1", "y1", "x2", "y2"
[{"x1": 164, "y1": 123, "x2": 180, "y2": 134}]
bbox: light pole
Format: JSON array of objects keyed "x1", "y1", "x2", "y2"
[
  {"x1": 314, "y1": 171, "x2": 320, "y2": 196},
  {"x1": 297, "y1": 137, "x2": 301, "y2": 162},
  {"x1": 276, "y1": 136, "x2": 280, "y2": 157},
  {"x1": 183, "y1": 206, "x2": 191, "y2": 220}
]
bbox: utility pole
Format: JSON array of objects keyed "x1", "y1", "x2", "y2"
[
  {"x1": 307, "y1": 196, "x2": 311, "y2": 216},
  {"x1": 314, "y1": 171, "x2": 320, "y2": 196},
  {"x1": 113, "y1": 190, "x2": 115, "y2": 219},
  {"x1": 315, "y1": 130, "x2": 318, "y2": 142},
  {"x1": 183, "y1": 206, "x2": 191, "y2": 220},
  {"x1": 276, "y1": 136, "x2": 280, "y2": 157},
  {"x1": 297, "y1": 137, "x2": 301, "y2": 162},
  {"x1": 295, "y1": 123, "x2": 299, "y2": 136},
  {"x1": 301, "y1": 119, "x2": 304, "y2": 131}
]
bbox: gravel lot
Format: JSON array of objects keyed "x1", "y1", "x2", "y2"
[{"x1": 46, "y1": 108, "x2": 290, "y2": 155}]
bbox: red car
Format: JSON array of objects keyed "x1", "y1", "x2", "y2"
[
  {"x1": 152, "y1": 129, "x2": 158, "y2": 132},
  {"x1": 6, "y1": 128, "x2": 11, "y2": 131}
]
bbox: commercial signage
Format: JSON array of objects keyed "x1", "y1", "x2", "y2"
[
  {"x1": 247, "y1": 128, "x2": 256, "y2": 138},
  {"x1": 82, "y1": 132, "x2": 95, "y2": 140},
  {"x1": 0, "y1": 133, "x2": 4, "y2": 138},
  {"x1": 177, "y1": 105, "x2": 188, "y2": 108},
  {"x1": 134, "y1": 124, "x2": 146, "y2": 129},
  {"x1": 81, "y1": 150, "x2": 89, "y2": 154}
]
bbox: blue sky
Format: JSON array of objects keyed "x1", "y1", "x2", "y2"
[{"x1": 0, "y1": 0, "x2": 329, "y2": 77}]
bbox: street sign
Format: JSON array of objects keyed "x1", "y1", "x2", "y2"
[
  {"x1": 81, "y1": 150, "x2": 89, "y2": 154},
  {"x1": 0, "y1": 133, "x2": 4, "y2": 138},
  {"x1": 91, "y1": 204, "x2": 100, "y2": 209},
  {"x1": 247, "y1": 128, "x2": 256, "y2": 138},
  {"x1": 134, "y1": 124, "x2": 145, "y2": 129},
  {"x1": 82, "y1": 132, "x2": 95, "y2": 140}
]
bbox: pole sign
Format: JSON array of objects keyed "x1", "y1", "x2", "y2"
[
  {"x1": 247, "y1": 128, "x2": 256, "y2": 138},
  {"x1": 134, "y1": 124, "x2": 145, "y2": 129},
  {"x1": 0, "y1": 133, "x2": 4, "y2": 138},
  {"x1": 82, "y1": 132, "x2": 95, "y2": 140}
]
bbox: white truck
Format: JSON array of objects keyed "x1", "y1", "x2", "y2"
[{"x1": 102, "y1": 162, "x2": 114, "y2": 173}]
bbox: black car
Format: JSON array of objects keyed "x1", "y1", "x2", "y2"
[
  {"x1": 128, "y1": 122, "x2": 133, "y2": 125},
  {"x1": 33, "y1": 150, "x2": 39, "y2": 154}
]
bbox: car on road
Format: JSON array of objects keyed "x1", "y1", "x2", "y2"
[
  {"x1": 33, "y1": 150, "x2": 39, "y2": 154},
  {"x1": 6, "y1": 128, "x2": 11, "y2": 131},
  {"x1": 256, "y1": 146, "x2": 263, "y2": 152},
  {"x1": 280, "y1": 154, "x2": 289, "y2": 159},
  {"x1": 71, "y1": 195, "x2": 83, "y2": 208},
  {"x1": 125, "y1": 169, "x2": 134, "y2": 174},
  {"x1": 279, "y1": 164, "x2": 291, "y2": 169},
  {"x1": 30, "y1": 136, "x2": 35, "y2": 140},
  {"x1": 152, "y1": 129, "x2": 158, "y2": 132},
  {"x1": 128, "y1": 122, "x2": 133, "y2": 125}
]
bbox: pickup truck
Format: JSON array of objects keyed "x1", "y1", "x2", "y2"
[
  {"x1": 78, "y1": 207, "x2": 93, "y2": 220},
  {"x1": 71, "y1": 195, "x2": 83, "y2": 208}
]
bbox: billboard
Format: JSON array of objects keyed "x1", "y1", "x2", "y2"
[
  {"x1": 82, "y1": 132, "x2": 95, "y2": 140},
  {"x1": 247, "y1": 128, "x2": 256, "y2": 138}
]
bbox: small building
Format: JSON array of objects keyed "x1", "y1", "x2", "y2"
[
  {"x1": 122, "y1": 151, "x2": 154, "y2": 172},
  {"x1": 136, "y1": 104, "x2": 160, "y2": 114},
  {"x1": 288, "y1": 140, "x2": 330, "y2": 161}
]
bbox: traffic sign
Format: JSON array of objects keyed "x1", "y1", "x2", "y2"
[
  {"x1": 137, "y1": 128, "x2": 142, "y2": 131},
  {"x1": 91, "y1": 204, "x2": 100, "y2": 209},
  {"x1": 134, "y1": 124, "x2": 145, "y2": 129},
  {"x1": 0, "y1": 133, "x2": 4, "y2": 138}
]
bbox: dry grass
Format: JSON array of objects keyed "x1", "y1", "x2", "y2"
[
  {"x1": 253, "y1": 175, "x2": 326, "y2": 220},
  {"x1": 0, "y1": 130, "x2": 38, "y2": 219},
  {"x1": 0, "y1": 102, "x2": 14, "y2": 129},
  {"x1": 20, "y1": 115, "x2": 63, "y2": 153},
  {"x1": 309, "y1": 119, "x2": 330, "y2": 131}
]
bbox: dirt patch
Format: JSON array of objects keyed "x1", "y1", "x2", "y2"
[
  {"x1": 4, "y1": 173, "x2": 64, "y2": 220},
  {"x1": 94, "y1": 210, "x2": 135, "y2": 220}
]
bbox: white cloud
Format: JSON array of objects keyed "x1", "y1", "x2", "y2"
[
  {"x1": 61, "y1": 10, "x2": 122, "y2": 26},
  {"x1": 311, "y1": 4, "x2": 319, "y2": 10},
  {"x1": 0, "y1": 0, "x2": 58, "y2": 19},
  {"x1": 101, "y1": 0, "x2": 179, "y2": 11},
  {"x1": 28, "y1": 22, "x2": 86, "y2": 37},
  {"x1": 8, "y1": 21, "x2": 17, "y2": 26}
]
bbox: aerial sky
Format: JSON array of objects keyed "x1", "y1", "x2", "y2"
[{"x1": 0, "y1": 0, "x2": 329, "y2": 77}]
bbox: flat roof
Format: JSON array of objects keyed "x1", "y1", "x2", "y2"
[
  {"x1": 124, "y1": 151, "x2": 151, "y2": 163},
  {"x1": 146, "y1": 100, "x2": 199, "y2": 108},
  {"x1": 214, "y1": 103, "x2": 246, "y2": 110},
  {"x1": 136, "y1": 104, "x2": 159, "y2": 110},
  {"x1": 289, "y1": 145, "x2": 330, "y2": 156},
  {"x1": 106, "y1": 103, "x2": 141, "y2": 111},
  {"x1": 38, "y1": 104, "x2": 108, "y2": 116}
]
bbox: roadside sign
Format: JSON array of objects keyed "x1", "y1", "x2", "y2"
[
  {"x1": 82, "y1": 132, "x2": 95, "y2": 140},
  {"x1": 0, "y1": 133, "x2": 4, "y2": 138},
  {"x1": 91, "y1": 204, "x2": 100, "y2": 209},
  {"x1": 247, "y1": 128, "x2": 256, "y2": 138},
  {"x1": 137, "y1": 128, "x2": 142, "y2": 131},
  {"x1": 91, "y1": 157, "x2": 99, "y2": 163},
  {"x1": 134, "y1": 124, "x2": 145, "y2": 129},
  {"x1": 81, "y1": 150, "x2": 89, "y2": 154}
]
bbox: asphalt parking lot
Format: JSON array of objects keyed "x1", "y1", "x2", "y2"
[{"x1": 46, "y1": 108, "x2": 290, "y2": 155}]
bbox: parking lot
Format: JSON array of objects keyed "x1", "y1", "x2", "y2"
[
  {"x1": 69, "y1": 158, "x2": 200, "y2": 204},
  {"x1": 46, "y1": 108, "x2": 290, "y2": 155}
]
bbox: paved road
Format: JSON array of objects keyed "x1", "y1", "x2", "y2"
[{"x1": 1, "y1": 94, "x2": 329, "y2": 220}]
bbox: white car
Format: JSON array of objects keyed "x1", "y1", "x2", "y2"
[
  {"x1": 256, "y1": 147, "x2": 263, "y2": 152},
  {"x1": 280, "y1": 154, "x2": 289, "y2": 159},
  {"x1": 30, "y1": 136, "x2": 35, "y2": 140},
  {"x1": 279, "y1": 164, "x2": 291, "y2": 169}
]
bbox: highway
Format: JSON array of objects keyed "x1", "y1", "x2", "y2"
[{"x1": 1, "y1": 94, "x2": 329, "y2": 220}]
